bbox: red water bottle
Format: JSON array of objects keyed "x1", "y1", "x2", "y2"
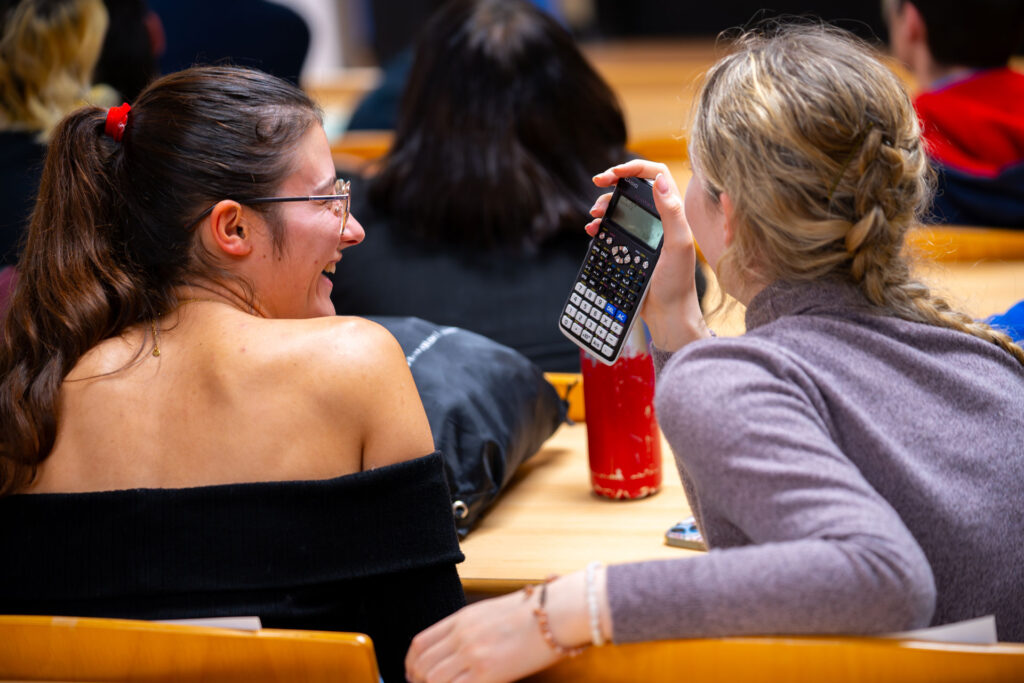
[{"x1": 581, "y1": 324, "x2": 661, "y2": 499}]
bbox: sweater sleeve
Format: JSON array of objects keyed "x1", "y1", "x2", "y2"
[{"x1": 607, "y1": 339, "x2": 936, "y2": 642}]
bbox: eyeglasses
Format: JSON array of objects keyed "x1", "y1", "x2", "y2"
[{"x1": 190, "y1": 178, "x2": 351, "y2": 234}]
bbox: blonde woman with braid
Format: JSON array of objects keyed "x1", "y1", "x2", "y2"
[{"x1": 405, "y1": 24, "x2": 1024, "y2": 683}]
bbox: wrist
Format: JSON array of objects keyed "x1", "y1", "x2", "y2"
[
  {"x1": 648, "y1": 312, "x2": 713, "y2": 352},
  {"x1": 542, "y1": 566, "x2": 613, "y2": 648},
  {"x1": 543, "y1": 572, "x2": 592, "y2": 648}
]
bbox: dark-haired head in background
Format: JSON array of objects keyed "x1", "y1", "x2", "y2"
[
  {"x1": 885, "y1": 0, "x2": 1024, "y2": 227},
  {"x1": 371, "y1": 0, "x2": 626, "y2": 250},
  {"x1": 334, "y1": 0, "x2": 704, "y2": 371}
]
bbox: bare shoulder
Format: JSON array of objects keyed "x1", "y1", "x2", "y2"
[
  {"x1": 238, "y1": 315, "x2": 433, "y2": 469},
  {"x1": 265, "y1": 315, "x2": 407, "y2": 379}
]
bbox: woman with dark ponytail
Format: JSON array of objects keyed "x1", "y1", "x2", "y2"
[{"x1": 0, "y1": 66, "x2": 465, "y2": 683}]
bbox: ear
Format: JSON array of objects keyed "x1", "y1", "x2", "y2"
[
  {"x1": 719, "y1": 192, "x2": 737, "y2": 248},
  {"x1": 204, "y1": 200, "x2": 253, "y2": 258}
]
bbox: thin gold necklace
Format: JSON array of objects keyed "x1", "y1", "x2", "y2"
[{"x1": 149, "y1": 298, "x2": 230, "y2": 358}]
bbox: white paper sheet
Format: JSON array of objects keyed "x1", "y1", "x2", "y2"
[
  {"x1": 156, "y1": 616, "x2": 263, "y2": 632},
  {"x1": 882, "y1": 615, "x2": 998, "y2": 644}
]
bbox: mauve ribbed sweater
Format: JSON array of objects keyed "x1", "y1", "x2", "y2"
[{"x1": 607, "y1": 279, "x2": 1024, "y2": 643}]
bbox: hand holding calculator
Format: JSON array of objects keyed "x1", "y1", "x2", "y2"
[{"x1": 559, "y1": 177, "x2": 664, "y2": 364}]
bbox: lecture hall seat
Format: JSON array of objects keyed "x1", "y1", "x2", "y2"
[
  {"x1": 0, "y1": 614, "x2": 380, "y2": 683},
  {"x1": 526, "y1": 634, "x2": 1024, "y2": 683}
]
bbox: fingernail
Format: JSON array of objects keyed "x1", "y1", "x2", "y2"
[{"x1": 655, "y1": 173, "x2": 670, "y2": 195}]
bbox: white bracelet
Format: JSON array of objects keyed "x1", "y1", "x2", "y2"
[{"x1": 585, "y1": 561, "x2": 605, "y2": 647}]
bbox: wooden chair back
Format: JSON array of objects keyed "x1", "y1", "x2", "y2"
[
  {"x1": 525, "y1": 635, "x2": 1024, "y2": 683},
  {"x1": 0, "y1": 614, "x2": 380, "y2": 682},
  {"x1": 906, "y1": 225, "x2": 1024, "y2": 262}
]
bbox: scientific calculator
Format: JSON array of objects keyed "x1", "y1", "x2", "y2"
[{"x1": 559, "y1": 177, "x2": 664, "y2": 364}]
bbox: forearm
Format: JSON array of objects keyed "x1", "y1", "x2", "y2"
[{"x1": 605, "y1": 539, "x2": 935, "y2": 643}]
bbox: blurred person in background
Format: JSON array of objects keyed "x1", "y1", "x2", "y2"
[
  {"x1": 95, "y1": 0, "x2": 161, "y2": 101},
  {"x1": 885, "y1": 0, "x2": 1024, "y2": 227},
  {"x1": 149, "y1": 0, "x2": 309, "y2": 85},
  {"x1": 0, "y1": 0, "x2": 113, "y2": 270},
  {"x1": 333, "y1": 0, "x2": 704, "y2": 372}
]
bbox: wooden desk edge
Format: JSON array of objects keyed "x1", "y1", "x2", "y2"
[{"x1": 461, "y1": 577, "x2": 542, "y2": 599}]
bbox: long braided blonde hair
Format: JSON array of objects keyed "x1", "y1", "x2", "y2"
[{"x1": 690, "y1": 24, "x2": 1024, "y2": 365}]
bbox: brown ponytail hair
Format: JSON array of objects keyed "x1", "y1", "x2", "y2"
[
  {"x1": 689, "y1": 24, "x2": 1024, "y2": 366},
  {"x1": 0, "y1": 66, "x2": 321, "y2": 495}
]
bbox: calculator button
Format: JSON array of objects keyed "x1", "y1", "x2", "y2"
[
  {"x1": 561, "y1": 315, "x2": 573, "y2": 329},
  {"x1": 570, "y1": 292, "x2": 582, "y2": 306},
  {"x1": 594, "y1": 295, "x2": 607, "y2": 309},
  {"x1": 643, "y1": 260, "x2": 649, "y2": 269},
  {"x1": 574, "y1": 282, "x2": 586, "y2": 294},
  {"x1": 615, "y1": 311, "x2": 628, "y2": 324},
  {"x1": 590, "y1": 336, "x2": 603, "y2": 350},
  {"x1": 622, "y1": 303, "x2": 633, "y2": 312},
  {"x1": 606, "y1": 333, "x2": 619, "y2": 346},
  {"x1": 634, "y1": 255, "x2": 641, "y2": 264},
  {"x1": 604, "y1": 303, "x2": 617, "y2": 317},
  {"x1": 580, "y1": 301, "x2": 592, "y2": 315},
  {"x1": 598, "y1": 231, "x2": 606, "y2": 239},
  {"x1": 601, "y1": 314, "x2": 613, "y2": 327},
  {"x1": 581, "y1": 330, "x2": 593, "y2": 343},
  {"x1": 602, "y1": 343, "x2": 614, "y2": 356},
  {"x1": 585, "y1": 319, "x2": 597, "y2": 332},
  {"x1": 575, "y1": 311, "x2": 588, "y2": 324},
  {"x1": 605, "y1": 237, "x2": 613, "y2": 245},
  {"x1": 584, "y1": 288, "x2": 596, "y2": 302},
  {"x1": 571, "y1": 322, "x2": 583, "y2": 335},
  {"x1": 611, "y1": 321, "x2": 624, "y2": 334},
  {"x1": 595, "y1": 327, "x2": 607, "y2": 339},
  {"x1": 566, "y1": 304, "x2": 578, "y2": 317}
]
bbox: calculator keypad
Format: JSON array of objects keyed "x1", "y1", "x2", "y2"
[{"x1": 560, "y1": 228, "x2": 654, "y2": 361}]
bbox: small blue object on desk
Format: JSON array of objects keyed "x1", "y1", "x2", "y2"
[{"x1": 665, "y1": 515, "x2": 706, "y2": 551}]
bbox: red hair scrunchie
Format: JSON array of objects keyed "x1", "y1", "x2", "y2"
[{"x1": 104, "y1": 102, "x2": 131, "y2": 142}]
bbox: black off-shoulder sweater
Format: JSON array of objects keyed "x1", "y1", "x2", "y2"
[{"x1": 0, "y1": 452, "x2": 466, "y2": 683}]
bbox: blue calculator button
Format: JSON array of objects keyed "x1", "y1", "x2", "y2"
[
  {"x1": 615, "y1": 310, "x2": 628, "y2": 324},
  {"x1": 604, "y1": 303, "x2": 617, "y2": 317}
]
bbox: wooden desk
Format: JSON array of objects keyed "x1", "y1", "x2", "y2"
[{"x1": 458, "y1": 422, "x2": 699, "y2": 597}]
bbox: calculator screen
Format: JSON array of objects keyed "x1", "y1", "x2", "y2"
[{"x1": 609, "y1": 195, "x2": 663, "y2": 249}]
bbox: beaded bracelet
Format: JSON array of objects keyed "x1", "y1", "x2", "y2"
[
  {"x1": 523, "y1": 579, "x2": 587, "y2": 658},
  {"x1": 585, "y1": 561, "x2": 605, "y2": 647}
]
